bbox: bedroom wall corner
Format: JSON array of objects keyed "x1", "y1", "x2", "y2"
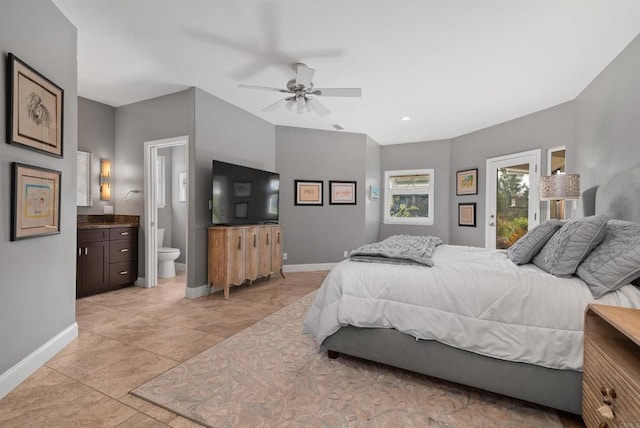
[
  {"x1": 276, "y1": 126, "x2": 369, "y2": 265},
  {"x1": 379, "y1": 139, "x2": 452, "y2": 243},
  {"x1": 573, "y1": 32, "x2": 640, "y2": 196},
  {"x1": 449, "y1": 102, "x2": 575, "y2": 247},
  {"x1": 0, "y1": 0, "x2": 78, "y2": 395},
  {"x1": 365, "y1": 136, "x2": 382, "y2": 244}
]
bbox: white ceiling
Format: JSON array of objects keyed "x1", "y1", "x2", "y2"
[{"x1": 53, "y1": 0, "x2": 640, "y2": 145}]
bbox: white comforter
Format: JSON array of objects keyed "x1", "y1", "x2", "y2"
[{"x1": 303, "y1": 245, "x2": 640, "y2": 371}]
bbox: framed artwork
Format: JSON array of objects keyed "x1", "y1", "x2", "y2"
[
  {"x1": 11, "y1": 162, "x2": 61, "y2": 240},
  {"x1": 233, "y1": 182, "x2": 251, "y2": 197},
  {"x1": 370, "y1": 184, "x2": 380, "y2": 200},
  {"x1": 456, "y1": 168, "x2": 478, "y2": 196},
  {"x1": 234, "y1": 202, "x2": 248, "y2": 218},
  {"x1": 8, "y1": 53, "x2": 64, "y2": 157},
  {"x1": 178, "y1": 171, "x2": 187, "y2": 202},
  {"x1": 330, "y1": 181, "x2": 357, "y2": 205},
  {"x1": 295, "y1": 180, "x2": 323, "y2": 206},
  {"x1": 458, "y1": 202, "x2": 476, "y2": 227}
]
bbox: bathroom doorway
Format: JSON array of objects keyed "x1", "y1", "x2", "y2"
[{"x1": 143, "y1": 136, "x2": 189, "y2": 291}]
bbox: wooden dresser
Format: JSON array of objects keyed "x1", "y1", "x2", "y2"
[
  {"x1": 582, "y1": 304, "x2": 640, "y2": 428},
  {"x1": 208, "y1": 225, "x2": 284, "y2": 299}
]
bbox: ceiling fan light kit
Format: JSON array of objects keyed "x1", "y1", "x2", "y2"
[{"x1": 238, "y1": 62, "x2": 361, "y2": 117}]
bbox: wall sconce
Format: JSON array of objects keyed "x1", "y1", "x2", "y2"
[
  {"x1": 100, "y1": 159, "x2": 111, "y2": 201},
  {"x1": 540, "y1": 173, "x2": 580, "y2": 220}
]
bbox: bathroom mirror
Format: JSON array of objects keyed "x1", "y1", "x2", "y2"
[{"x1": 77, "y1": 151, "x2": 92, "y2": 206}]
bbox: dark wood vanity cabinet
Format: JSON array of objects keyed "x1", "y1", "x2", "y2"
[{"x1": 77, "y1": 226, "x2": 138, "y2": 298}]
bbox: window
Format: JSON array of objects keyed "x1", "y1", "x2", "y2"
[
  {"x1": 156, "y1": 155, "x2": 166, "y2": 208},
  {"x1": 384, "y1": 169, "x2": 434, "y2": 225}
]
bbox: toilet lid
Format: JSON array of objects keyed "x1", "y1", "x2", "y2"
[{"x1": 158, "y1": 247, "x2": 179, "y2": 253}]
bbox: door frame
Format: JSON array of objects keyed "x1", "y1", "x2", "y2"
[
  {"x1": 485, "y1": 149, "x2": 541, "y2": 249},
  {"x1": 143, "y1": 136, "x2": 189, "y2": 289}
]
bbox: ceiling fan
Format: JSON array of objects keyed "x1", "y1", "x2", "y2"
[{"x1": 238, "y1": 63, "x2": 361, "y2": 117}]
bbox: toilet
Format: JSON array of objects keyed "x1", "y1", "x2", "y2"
[{"x1": 157, "y1": 228, "x2": 181, "y2": 278}]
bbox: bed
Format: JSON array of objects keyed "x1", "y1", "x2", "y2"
[{"x1": 303, "y1": 167, "x2": 640, "y2": 415}]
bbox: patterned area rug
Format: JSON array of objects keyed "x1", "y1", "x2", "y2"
[{"x1": 132, "y1": 291, "x2": 564, "y2": 427}]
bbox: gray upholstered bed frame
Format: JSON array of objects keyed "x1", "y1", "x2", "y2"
[{"x1": 323, "y1": 166, "x2": 640, "y2": 415}]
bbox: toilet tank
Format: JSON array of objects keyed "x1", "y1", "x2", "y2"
[{"x1": 157, "y1": 228, "x2": 165, "y2": 247}]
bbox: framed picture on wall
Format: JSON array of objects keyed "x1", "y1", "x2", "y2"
[
  {"x1": 458, "y1": 202, "x2": 476, "y2": 227},
  {"x1": 11, "y1": 162, "x2": 61, "y2": 240},
  {"x1": 329, "y1": 181, "x2": 357, "y2": 205},
  {"x1": 456, "y1": 168, "x2": 478, "y2": 195},
  {"x1": 8, "y1": 53, "x2": 64, "y2": 157},
  {"x1": 295, "y1": 180, "x2": 323, "y2": 206}
]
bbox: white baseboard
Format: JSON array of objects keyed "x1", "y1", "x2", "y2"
[
  {"x1": 283, "y1": 263, "x2": 337, "y2": 272},
  {"x1": 185, "y1": 283, "x2": 210, "y2": 299},
  {"x1": 0, "y1": 322, "x2": 78, "y2": 400}
]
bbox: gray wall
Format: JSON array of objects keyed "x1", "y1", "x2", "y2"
[
  {"x1": 380, "y1": 139, "x2": 452, "y2": 242},
  {"x1": 573, "y1": 32, "x2": 640, "y2": 194},
  {"x1": 77, "y1": 96, "x2": 116, "y2": 214},
  {"x1": 0, "y1": 0, "x2": 77, "y2": 375},
  {"x1": 276, "y1": 126, "x2": 371, "y2": 265},
  {"x1": 193, "y1": 88, "x2": 276, "y2": 286},
  {"x1": 365, "y1": 136, "x2": 381, "y2": 244},
  {"x1": 114, "y1": 88, "x2": 195, "y2": 281},
  {"x1": 449, "y1": 102, "x2": 575, "y2": 247},
  {"x1": 171, "y1": 145, "x2": 187, "y2": 263}
]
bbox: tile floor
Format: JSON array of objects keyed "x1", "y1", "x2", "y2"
[{"x1": 0, "y1": 270, "x2": 327, "y2": 427}]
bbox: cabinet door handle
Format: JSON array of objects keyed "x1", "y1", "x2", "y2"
[
  {"x1": 253, "y1": 234, "x2": 257, "y2": 248},
  {"x1": 238, "y1": 236, "x2": 242, "y2": 250},
  {"x1": 119, "y1": 271, "x2": 128, "y2": 275},
  {"x1": 266, "y1": 233, "x2": 270, "y2": 245},
  {"x1": 120, "y1": 232, "x2": 129, "y2": 236},
  {"x1": 78, "y1": 248, "x2": 81, "y2": 256},
  {"x1": 85, "y1": 247, "x2": 88, "y2": 256},
  {"x1": 120, "y1": 248, "x2": 129, "y2": 253},
  {"x1": 277, "y1": 232, "x2": 280, "y2": 244}
]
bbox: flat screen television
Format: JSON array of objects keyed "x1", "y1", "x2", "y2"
[{"x1": 211, "y1": 160, "x2": 280, "y2": 225}]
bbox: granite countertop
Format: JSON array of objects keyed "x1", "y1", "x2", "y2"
[{"x1": 77, "y1": 214, "x2": 140, "y2": 229}]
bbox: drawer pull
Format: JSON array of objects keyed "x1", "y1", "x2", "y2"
[
  {"x1": 78, "y1": 248, "x2": 81, "y2": 256},
  {"x1": 85, "y1": 247, "x2": 88, "y2": 256},
  {"x1": 600, "y1": 386, "x2": 616, "y2": 405},
  {"x1": 119, "y1": 271, "x2": 128, "y2": 275},
  {"x1": 238, "y1": 236, "x2": 242, "y2": 250},
  {"x1": 119, "y1": 232, "x2": 129, "y2": 235},
  {"x1": 253, "y1": 234, "x2": 257, "y2": 248},
  {"x1": 120, "y1": 248, "x2": 129, "y2": 253}
]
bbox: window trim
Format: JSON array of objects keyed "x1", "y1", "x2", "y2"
[{"x1": 383, "y1": 168, "x2": 435, "y2": 225}]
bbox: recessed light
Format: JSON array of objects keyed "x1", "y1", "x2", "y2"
[{"x1": 401, "y1": 116, "x2": 411, "y2": 121}]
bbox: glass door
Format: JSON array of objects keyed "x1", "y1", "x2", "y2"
[{"x1": 485, "y1": 149, "x2": 541, "y2": 249}]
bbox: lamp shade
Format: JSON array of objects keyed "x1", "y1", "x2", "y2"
[{"x1": 540, "y1": 174, "x2": 580, "y2": 201}]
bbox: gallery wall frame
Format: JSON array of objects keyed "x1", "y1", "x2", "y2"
[
  {"x1": 329, "y1": 180, "x2": 357, "y2": 205},
  {"x1": 456, "y1": 168, "x2": 478, "y2": 196},
  {"x1": 458, "y1": 202, "x2": 477, "y2": 227},
  {"x1": 8, "y1": 53, "x2": 64, "y2": 158},
  {"x1": 11, "y1": 162, "x2": 62, "y2": 241},
  {"x1": 295, "y1": 180, "x2": 323, "y2": 206}
]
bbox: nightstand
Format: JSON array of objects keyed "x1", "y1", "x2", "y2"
[{"x1": 582, "y1": 304, "x2": 640, "y2": 428}]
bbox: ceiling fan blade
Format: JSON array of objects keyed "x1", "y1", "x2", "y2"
[
  {"x1": 296, "y1": 96, "x2": 306, "y2": 114},
  {"x1": 312, "y1": 88, "x2": 362, "y2": 97},
  {"x1": 238, "y1": 84, "x2": 290, "y2": 93},
  {"x1": 306, "y1": 97, "x2": 330, "y2": 117},
  {"x1": 261, "y1": 97, "x2": 288, "y2": 112},
  {"x1": 295, "y1": 64, "x2": 315, "y2": 88}
]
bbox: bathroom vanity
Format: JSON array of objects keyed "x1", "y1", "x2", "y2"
[{"x1": 77, "y1": 215, "x2": 139, "y2": 298}]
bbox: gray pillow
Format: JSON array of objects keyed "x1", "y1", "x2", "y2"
[
  {"x1": 576, "y1": 219, "x2": 640, "y2": 298},
  {"x1": 532, "y1": 214, "x2": 609, "y2": 276},
  {"x1": 506, "y1": 219, "x2": 564, "y2": 264}
]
